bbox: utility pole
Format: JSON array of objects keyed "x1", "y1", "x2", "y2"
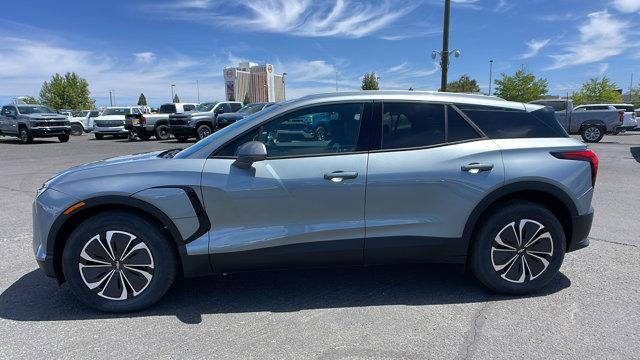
[
  {"x1": 488, "y1": 60, "x2": 494, "y2": 96},
  {"x1": 196, "y1": 80, "x2": 200, "y2": 103},
  {"x1": 109, "y1": 90, "x2": 113, "y2": 106},
  {"x1": 440, "y1": 0, "x2": 451, "y2": 92},
  {"x1": 335, "y1": 71, "x2": 338, "y2": 92},
  {"x1": 282, "y1": 73, "x2": 287, "y2": 100},
  {"x1": 171, "y1": 84, "x2": 175, "y2": 102}
]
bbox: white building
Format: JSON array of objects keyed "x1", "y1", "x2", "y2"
[{"x1": 224, "y1": 62, "x2": 285, "y2": 103}]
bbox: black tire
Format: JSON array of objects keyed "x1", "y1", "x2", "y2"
[
  {"x1": 175, "y1": 135, "x2": 190, "y2": 143},
  {"x1": 94, "y1": 133, "x2": 104, "y2": 140},
  {"x1": 155, "y1": 124, "x2": 171, "y2": 140},
  {"x1": 70, "y1": 124, "x2": 83, "y2": 136},
  {"x1": 315, "y1": 126, "x2": 327, "y2": 141},
  {"x1": 580, "y1": 125, "x2": 604, "y2": 143},
  {"x1": 196, "y1": 124, "x2": 212, "y2": 140},
  {"x1": 62, "y1": 211, "x2": 178, "y2": 312},
  {"x1": 19, "y1": 128, "x2": 33, "y2": 144},
  {"x1": 469, "y1": 201, "x2": 566, "y2": 295},
  {"x1": 138, "y1": 131, "x2": 151, "y2": 141},
  {"x1": 58, "y1": 134, "x2": 70, "y2": 143}
]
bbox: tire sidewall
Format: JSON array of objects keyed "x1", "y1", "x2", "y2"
[
  {"x1": 471, "y1": 202, "x2": 566, "y2": 294},
  {"x1": 155, "y1": 125, "x2": 170, "y2": 140},
  {"x1": 62, "y1": 212, "x2": 177, "y2": 312},
  {"x1": 196, "y1": 124, "x2": 212, "y2": 140},
  {"x1": 581, "y1": 125, "x2": 604, "y2": 143}
]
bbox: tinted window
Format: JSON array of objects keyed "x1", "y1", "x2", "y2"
[
  {"x1": 381, "y1": 102, "x2": 445, "y2": 150},
  {"x1": 183, "y1": 104, "x2": 196, "y2": 112},
  {"x1": 17, "y1": 105, "x2": 53, "y2": 114},
  {"x1": 230, "y1": 103, "x2": 242, "y2": 112},
  {"x1": 159, "y1": 104, "x2": 177, "y2": 114},
  {"x1": 90, "y1": 111, "x2": 101, "y2": 117},
  {"x1": 457, "y1": 104, "x2": 567, "y2": 139},
  {"x1": 614, "y1": 105, "x2": 634, "y2": 112},
  {"x1": 195, "y1": 102, "x2": 217, "y2": 112},
  {"x1": 447, "y1": 106, "x2": 481, "y2": 142},
  {"x1": 581, "y1": 106, "x2": 609, "y2": 111},
  {"x1": 2, "y1": 106, "x2": 17, "y2": 116},
  {"x1": 531, "y1": 100, "x2": 567, "y2": 112},
  {"x1": 102, "y1": 108, "x2": 132, "y2": 115},
  {"x1": 216, "y1": 103, "x2": 363, "y2": 158},
  {"x1": 222, "y1": 103, "x2": 232, "y2": 112}
]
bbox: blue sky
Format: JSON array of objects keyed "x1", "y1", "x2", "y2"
[{"x1": 1, "y1": 0, "x2": 639, "y2": 107}]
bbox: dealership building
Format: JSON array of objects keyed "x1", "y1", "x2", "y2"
[{"x1": 223, "y1": 62, "x2": 285, "y2": 103}]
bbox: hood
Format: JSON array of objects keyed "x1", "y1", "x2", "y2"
[
  {"x1": 47, "y1": 151, "x2": 164, "y2": 188},
  {"x1": 26, "y1": 113, "x2": 67, "y2": 120},
  {"x1": 95, "y1": 115, "x2": 126, "y2": 121},
  {"x1": 217, "y1": 112, "x2": 246, "y2": 121}
]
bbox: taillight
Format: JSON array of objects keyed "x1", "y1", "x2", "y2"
[
  {"x1": 551, "y1": 149, "x2": 599, "y2": 186},
  {"x1": 140, "y1": 116, "x2": 147, "y2": 125},
  {"x1": 618, "y1": 110, "x2": 624, "y2": 123}
]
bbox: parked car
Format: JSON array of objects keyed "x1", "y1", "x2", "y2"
[
  {"x1": 126, "y1": 103, "x2": 198, "y2": 141},
  {"x1": 573, "y1": 103, "x2": 637, "y2": 133},
  {"x1": 69, "y1": 110, "x2": 101, "y2": 136},
  {"x1": 215, "y1": 102, "x2": 274, "y2": 130},
  {"x1": 33, "y1": 91, "x2": 596, "y2": 312},
  {"x1": 529, "y1": 99, "x2": 625, "y2": 142},
  {"x1": 0, "y1": 104, "x2": 70, "y2": 143},
  {"x1": 93, "y1": 107, "x2": 142, "y2": 140},
  {"x1": 168, "y1": 101, "x2": 242, "y2": 142}
]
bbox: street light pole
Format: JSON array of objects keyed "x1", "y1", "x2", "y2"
[
  {"x1": 282, "y1": 72, "x2": 287, "y2": 100},
  {"x1": 196, "y1": 80, "x2": 200, "y2": 103},
  {"x1": 109, "y1": 90, "x2": 113, "y2": 106},
  {"x1": 335, "y1": 71, "x2": 338, "y2": 92},
  {"x1": 488, "y1": 59, "x2": 494, "y2": 96},
  {"x1": 440, "y1": 0, "x2": 451, "y2": 92}
]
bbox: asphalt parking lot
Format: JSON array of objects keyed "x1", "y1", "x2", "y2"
[{"x1": 0, "y1": 133, "x2": 639, "y2": 359}]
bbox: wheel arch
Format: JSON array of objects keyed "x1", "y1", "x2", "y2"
[
  {"x1": 462, "y1": 181, "x2": 578, "y2": 256},
  {"x1": 195, "y1": 120, "x2": 214, "y2": 129},
  {"x1": 47, "y1": 195, "x2": 204, "y2": 283}
]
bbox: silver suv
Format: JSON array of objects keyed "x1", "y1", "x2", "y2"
[{"x1": 32, "y1": 91, "x2": 596, "y2": 312}]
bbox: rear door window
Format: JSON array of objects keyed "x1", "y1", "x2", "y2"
[
  {"x1": 447, "y1": 106, "x2": 482, "y2": 142},
  {"x1": 183, "y1": 104, "x2": 196, "y2": 112},
  {"x1": 381, "y1": 102, "x2": 445, "y2": 150},
  {"x1": 159, "y1": 104, "x2": 177, "y2": 114},
  {"x1": 230, "y1": 103, "x2": 242, "y2": 112}
]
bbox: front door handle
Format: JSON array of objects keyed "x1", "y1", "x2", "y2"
[
  {"x1": 461, "y1": 163, "x2": 494, "y2": 173},
  {"x1": 324, "y1": 171, "x2": 358, "y2": 182}
]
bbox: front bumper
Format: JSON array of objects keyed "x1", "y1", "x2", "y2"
[
  {"x1": 567, "y1": 209, "x2": 594, "y2": 252},
  {"x1": 94, "y1": 126, "x2": 128, "y2": 135},
  {"x1": 169, "y1": 125, "x2": 196, "y2": 136},
  {"x1": 30, "y1": 126, "x2": 70, "y2": 137}
]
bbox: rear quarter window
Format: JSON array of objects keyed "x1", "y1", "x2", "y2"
[{"x1": 456, "y1": 104, "x2": 567, "y2": 139}]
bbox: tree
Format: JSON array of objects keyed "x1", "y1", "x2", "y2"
[
  {"x1": 361, "y1": 72, "x2": 379, "y2": 90},
  {"x1": 21, "y1": 96, "x2": 40, "y2": 104},
  {"x1": 137, "y1": 93, "x2": 147, "y2": 106},
  {"x1": 173, "y1": 93, "x2": 180, "y2": 103},
  {"x1": 572, "y1": 77, "x2": 623, "y2": 106},
  {"x1": 243, "y1": 92, "x2": 250, "y2": 105},
  {"x1": 494, "y1": 69, "x2": 548, "y2": 102},
  {"x1": 628, "y1": 85, "x2": 640, "y2": 108},
  {"x1": 447, "y1": 74, "x2": 480, "y2": 93},
  {"x1": 39, "y1": 72, "x2": 95, "y2": 111}
]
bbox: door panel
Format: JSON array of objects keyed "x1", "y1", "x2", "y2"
[
  {"x1": 201, "y1": 154, "x2": 368, "y2": 272},
  {"x1": 364, "y1": 139, "x2": 504, "y2": 264}
]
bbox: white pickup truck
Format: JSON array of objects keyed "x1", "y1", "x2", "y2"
[
  {"x1": 69, "y1": 110, "x2": 101, "y2": 135},
  {"x1": 126, "y1": 102, "x2": 197, "y2": 140}
]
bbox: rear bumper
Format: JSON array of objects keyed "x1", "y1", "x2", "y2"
[
  {"x1": 567, "y1": 209, "x2": 593, "y2": 252},
  {"x1": 169, "y1": 125, "x2": 196, "y2": 136}
]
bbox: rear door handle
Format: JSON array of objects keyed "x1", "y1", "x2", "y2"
[
  {"x1": 324, "y1": 171, "x2": 358, "y2": 182},
  {"x1": 461, "y1": 163, "x2": 494, "y2": 173}
]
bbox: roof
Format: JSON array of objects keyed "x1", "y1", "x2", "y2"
[{"x1": 292, "y1": 90, "x2": 527, "y2": 110}]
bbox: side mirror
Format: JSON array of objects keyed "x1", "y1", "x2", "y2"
[{"x1": 233, "y1": 141, "x2": 267, "y2": 169}]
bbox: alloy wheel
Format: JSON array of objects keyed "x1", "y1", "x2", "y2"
[
  {"x1": 78, "y1": 230, "x2": 154, "y2": 300},
  {"x1": 198, "y1": 126, "x2": 211, "y2": 139},
  {"x1": 584, "y1": 127, "x2": 601, "y2": 141},
  {"x1": 490, "y1": 219, "x2": 554, "y2": 283}
]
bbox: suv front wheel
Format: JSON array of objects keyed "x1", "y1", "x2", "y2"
[
  {"x1": 62, "y1": 211, "x2": 178, "y2": 312},
  {"x1": 469, "y1": 201, "x2": 566, "y2": 295}
]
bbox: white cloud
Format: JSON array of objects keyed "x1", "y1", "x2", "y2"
[
  {"x1": 150, "y1": 0, "x2": 419, "y2": 38},
  {"x1": 612, "y1": 0, "x2": 640, "y2": 12},
  {"x1": 451, "y1": 0, "x2": 481, "y2": 10},
  {"x1": 519, "y1": 38, "x2": 550, "y2": 59},
  {"x1": 134, "y1": 52, "x2": 156, "y2": 63},
  {"x1": 546, "y1": 11, "x2": 630, "y2": 70},
  {"x1": 494, "y1": 0, "x2": 514, "y2": 12},
  {"x1": 594, "y1": 63, "x2": 610, "y2": 76},
  {"x1": 386, "y1": 62, "x2": 408, "y2": 73}
]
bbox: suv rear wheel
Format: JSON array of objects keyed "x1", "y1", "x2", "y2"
[
  {"x1": 62, "y1": 211, "x2": 178, "y2": 312},
  {"x1": 469, "y1": 201, "x2": 566, "y2": 294}
]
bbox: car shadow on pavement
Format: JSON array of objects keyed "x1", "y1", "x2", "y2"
[
  {"x1": 0, "y1": 139, "x2": 60, "y2": 145},
  {"x1": 630, "y1": 147, "x2": 640, "y2": 163},
  {"x1": 0, "y1": 264, "x2": 571, "y2": 324}
]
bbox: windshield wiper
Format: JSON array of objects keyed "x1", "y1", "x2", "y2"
[{"x1": 158, "y1": 148, "x2": 183, "y2": 159}]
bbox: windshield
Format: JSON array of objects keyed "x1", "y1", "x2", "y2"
[
  {"x1": 18, "y1": 105, "x2": 54, "y2": 114},
  {"x1": 195, "y1": 102, "x2": 217, "y2": 112},
  {"x1": 75, "y1": 110, "x2": 89, "y2": 117},
  {"x1": 102, "y1": 108, "x2": 131, "y2": 116},
  {"x1": 175, "y1": 103, "x2": 281, "y2": 159},
  {"x1": 239, "y1": 103, "x2": 266, "y2": 114}
]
